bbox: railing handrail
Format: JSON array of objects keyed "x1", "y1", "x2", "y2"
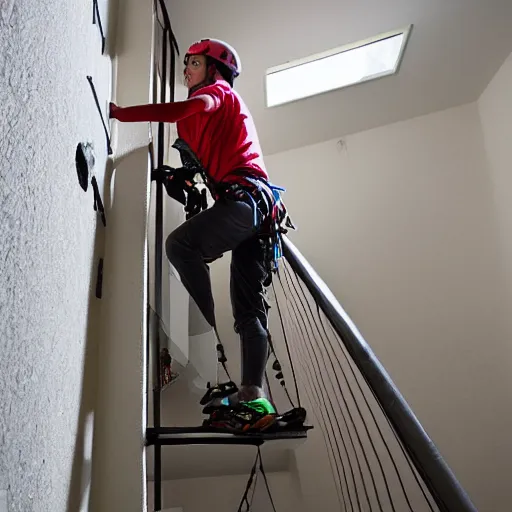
[{"x1": 282, "y1": 236, "x2": 477, "y2": 512}]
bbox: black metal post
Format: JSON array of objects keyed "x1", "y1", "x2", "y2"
[{"x1": 152, "y1": 22, "x2": 168, "y2": 512}]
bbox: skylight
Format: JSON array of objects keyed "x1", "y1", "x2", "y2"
[{"x1": 265, "y1": 26, "x2": 412, "y2": 107}]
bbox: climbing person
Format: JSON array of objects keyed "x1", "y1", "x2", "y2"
[{"x1": 109, "y1": 39, "x2": 293, "y2": 432}]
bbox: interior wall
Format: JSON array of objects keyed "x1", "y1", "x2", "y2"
[
  {"x1": 478, "y1": 50, "x2": 512, "y2": 376},
  {"x1": 265, "y1": 102, "x2": 511, "y2": 511},
  {"x1": 0, "y1": 1, "x2": 113, "y2": 511},
  {"x1": 90, "y1": 0, "x2": 154, "y2": 511},
  {"x1": 147, "y1": 472, "x2": 304, "y2": 512}
]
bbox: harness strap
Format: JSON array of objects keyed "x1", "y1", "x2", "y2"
[
  {"x1": 215, "y1": 181, "x2": 267, "y2": 229},
  {"x1": 237, "y1": 448, "x2": 278, "y2": 512},
  {"x1": 258, "y1": 448, "x2": 278, "y2": 512},
  {"x1": 237, "y1": 452, "x2": 259, "y2": 512},
  {"x1": 216, "y1": 173, "x2": 296, "y2": 277},
  {"x1": 170, "y1": 138, "x2": 296, "y2": 275}
]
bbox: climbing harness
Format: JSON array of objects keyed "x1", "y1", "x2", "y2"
[
  {"x1": 163, "y1": 138, "x2": 296, "y2": 277},
  {"x1": 216, "y1": 172, "x2": 296, "y2": 281},
  {"x1": 267, "y1": 331, "x2": 300, "y2": 409}
]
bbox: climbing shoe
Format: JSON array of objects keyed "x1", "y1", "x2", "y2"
[
  {"x1": 203, "y1": 397, "x2": 277, "y2": 433},
  {"x1": 199, "y1": 381, "x2": 239, "y2": 406},
  {"x1": 268, "y1": 407, "x2": 307, "y2": 432}
]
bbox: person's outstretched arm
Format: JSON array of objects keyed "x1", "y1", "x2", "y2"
[{"x1": 109, "y1": 94, "x2": 220, "y2": 123}]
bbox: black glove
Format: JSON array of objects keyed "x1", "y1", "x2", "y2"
[
  {"x1": 185, "y1": 187, "x2": 208, "y2": 219},
  {"x1": 152, "y1": 166, "x2": 188, "y2": 205},
  {"x1": 164, "y1": 176, "x2": 187, "y2": 205}
]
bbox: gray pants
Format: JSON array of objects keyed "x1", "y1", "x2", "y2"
[{"x1": 166, "y1": 198, "x2": 269, "y2": 388}]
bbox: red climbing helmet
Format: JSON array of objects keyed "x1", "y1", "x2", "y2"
[{"x1": 185, "y1": 39, "x2": 241, "y2": 78}]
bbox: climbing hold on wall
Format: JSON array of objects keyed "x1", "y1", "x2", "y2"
[
  {"x1": 91, "y1": 176, "x2": 106, "y2": 227},
  {"x1": 75, "y1": 142, "x2": 95, "y2": 192},
  {"x1": 95, "y1": 257, "x2": 104, "y2": 298},
  {"x1": 92, "y1": 0, "x2": 106, "y2": 54},
  {"x1": 87, "y1": 75, "x2": 112, "y2": 155}
]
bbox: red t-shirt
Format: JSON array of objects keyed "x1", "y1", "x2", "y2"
[{"x1": 178, "y1": 80, "x2": 268, "y2": 185}]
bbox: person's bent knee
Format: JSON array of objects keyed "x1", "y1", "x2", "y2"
[
  {"x1": 235, "y1": 316, "x2": 265, "y2": 338},
  {"x1": 165, "y1": 230, "x2": 186, "y2": 267}
]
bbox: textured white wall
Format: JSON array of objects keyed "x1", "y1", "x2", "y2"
[
  {"x1": 147, "y1": 471, "x2": 304, "y2": 512},
  {"x1": 478, "y1": 51, "x2": 512, "y2": 370},
  {"x1": 265, "y1": 102, "x2": 509, "y2": 511},
  {"x1": 89, "y1": 0, "x2": 154, "y2": 511},
  {"x1": 476, "y1": 51, "x2": 512, "y2": 508},
  {"x1": 0, "y1": 0, "x2": 113, "y2": 510}
]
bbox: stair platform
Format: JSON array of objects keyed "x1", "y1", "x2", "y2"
[{"x1": 146, "y1": 425, "x2": 312, "y2": 447}]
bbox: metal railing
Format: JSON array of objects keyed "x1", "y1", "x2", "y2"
[{"x1": 273, "y1": 237, "x2": 477, "y2": 512}]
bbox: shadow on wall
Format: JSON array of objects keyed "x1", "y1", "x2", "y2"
[
  {"x1": 66, "y1": 0, "x2": 120, "y2": 508},
  {"x1": 66, "y1": 134, "x2": 118, "y2": 512},
  {"x1": 65, "y1": 210, "x2": 105, "y2": 512},
  {"x1": 66, "y1": 149, "x2": 125, "y2": 512}
]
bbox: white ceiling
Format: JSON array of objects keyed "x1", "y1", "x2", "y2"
[{"x1": 168, "y1": 0, "x2": 512, "y2": 155}]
